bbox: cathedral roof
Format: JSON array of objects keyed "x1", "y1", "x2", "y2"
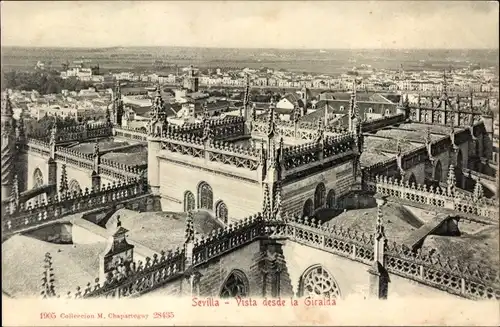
[
  {"x1": 323, "y1": 202, "x2": 424, "y2": 244},
  {"x1": 104, "y1": 209, "x2": 222, "y2": 253},
  {"x1": 101, "y1": 148, "x2": 148, "y2": 167},
  {"x1": 421, "y1": 225, "x2": 499, "y2": 272},
  {"x1": 2, "y1": 233, "x2": 104, "y2": 298}
]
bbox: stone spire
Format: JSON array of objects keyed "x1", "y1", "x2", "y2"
[
  {"x1": 469, "y1": 89, "x2": 474, "y2": 111},
  {"x1": 243, "y1": 73, "x2": 251, "y2": 119},
  {"x1": 262, "y1": 183, "x2": 271, "y2": 219},
  {"x1": 59, "y1": 164, "x2": 68, "y2": 193},
  {"x1": 1, "y1": 92, "x2": 16, "y2": 201},
  {"x1": 41, "y1": 252, "x2": 56, "y2": 298},
  {"x1": 152, "y1": 83, "x2": 164, "y2": 119},
  {"x1": 184, "y1": 211, "x2": 195, "y2": 267},
  {"x1": 473, "y1": 179, "x2": 484, "y2": 201},
  {"x1": 368, "y1": 194, "x2": 388, "y2": 299},
  {"x1": 348, "y1": 80, "x2": 358, "y2": 132},
  {"x1": 49, "y1": 118, "x2": 58, "y2": 146},
  {"x1": 16, "y1": 109, "x2": 26, "y2": 144},
  {"x1": 185, "y1": 211, "x2": 195, "y2": 244},
  {"x1": 273, "y1": 182, "x2": 282, "y2": 220},
  {"x1": 93, "y1": 140, "x2": 100, "y2": 173},
  {"x1": 446, "y1": 164, "x2": 456, "y2": 195},
  {"x1": 113, "y1": 81, "x2": 124, "y2": 126},
  {"x1": 9, "y1": 173, "x2": 19, "y2": 213},
  {"x1": 267, "y1": 100, "x2": 276, "y2": 141}
]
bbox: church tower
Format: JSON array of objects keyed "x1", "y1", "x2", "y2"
[
  {"x1": 112, "y1": 81, "x2": 124, "y2": 126},
  {"x1": 2, "y1": 92, "x2": 16, "y2": 201}
]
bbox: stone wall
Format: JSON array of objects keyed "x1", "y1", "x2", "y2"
[
  {"x1": 283, "y1": 241, "x2": 462, "y2": 300},
  {"x1": 158, "y1": 157, "x2": 262, "y2": 219},
  {"x1": 282, "y1": 160, "x2": 354, "y2": 216}
]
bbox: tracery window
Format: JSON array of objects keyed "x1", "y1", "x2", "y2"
[
  {"x1": 326, "y1": 189, "x2": 336, "y2": 209},
  {"x1": 184, "y1": 191, "x2": 195, "y2": 212},
  {"x1": 408, "y1": 173, "x2": 417, "y2": 186},
  {"x1": 314, "y1": 183, "x2": 326, "y2": 210},
  {"x1": 33, "y1": 168, "x2": 44, "y2": 204},
  {"x1": 299, "y1": 265, "x2": 341, "y2": 299},
  {"x1": 215, "y1": 200, "x2": 229, "y2": 224},
  {"x1": 303, "y1": 199, "x2": 313, "y2": 217},
  {"x1": 68, "y1": 179, "x2": 81, "y2": 194},
  {"x1": 434, "y1": 160, "x2": 443, "y2": 183},
  {"x1": 219, "y1": 270, "x2": 249, "y2": 298},
  {"x1": 197, "y1": 182, "x2": 213, "y2": 210},
  {"x1": 33, "y1": 168, "x2": 44, "y2": 188}
]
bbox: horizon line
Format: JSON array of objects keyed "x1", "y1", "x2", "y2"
[{"x1": 2, "y1": 45, "x2": 499, "y2": 51}]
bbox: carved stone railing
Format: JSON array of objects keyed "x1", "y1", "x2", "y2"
[
  {"x1": 100, "y1": 158, "x2": 145, "y2": 180},
  {"x1": 282, "y1": 133, "x2": 356, "y2": 170},
  {"x1": 55, "y1": 146, "x2": 94, "y2": 171},
  {"x1": 251, "y1": 120, "x2": 345, "y2": 141},
  {"x1": 280, "y1": 215, "x2": 499, "y2": 300},
  {"x1": 69, "y1": 213, "x2": 266, "y2": 299},
  {"x1": 179, "y1": 116, "x2": 246, "y2": 140},
  {"x1": 62, "y1": 209, "x2": 499, "y2": 301},
  {"x1": 365, "y1": 175, "x2": 499, "y2": 220},
  {"x1": 408, "y1": 105, "x2": 487, "y2": 127},
  {"x1": 362, "y1": 113, "x2": 406, "y2": 133},
  {"x1": 463, "y1": 168, "x2": 496, "y2": 182},
  {"x1": 155, "y1": 133, "x2": 261, "y2": 171},
  {"x1": 29, "y1": 122, "x2": 114, "y2": 144},
  {"x1": 383, "y1": 242, "x2": 499, "y2": 300},
  {"x1": 25, "y1": 138, "x2": 51, "y2": 157},
  {"x1": 2, "y1": 179, "x2": 147, "y2": 235},
  {"x1": 113, "y1": 126, "x2": 148, "y2": 142}
]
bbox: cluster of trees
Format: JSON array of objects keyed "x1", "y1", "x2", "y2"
[{"x1": 2, "y1": 71, "x2": 95, "y2": 95}]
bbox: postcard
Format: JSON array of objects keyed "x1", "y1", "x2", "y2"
[{"x1": 1, "y1": 1, "x2": 499, "y2": 326}]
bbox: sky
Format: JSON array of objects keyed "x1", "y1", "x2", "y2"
[{"x1": 1, "y1": 1, "x2": 499, "y2": 49}]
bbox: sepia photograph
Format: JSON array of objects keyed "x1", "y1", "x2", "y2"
[{"x1": 1, "y1": 1, "x2": 499, "y2": 326}]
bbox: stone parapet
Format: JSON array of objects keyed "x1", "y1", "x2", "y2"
[{"x1": 365, "y1": 175, "x2": 499, "y2": 220}]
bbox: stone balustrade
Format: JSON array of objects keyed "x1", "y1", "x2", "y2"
[
  {"x1": 362, "y1": 113, "x2": 406, "y2": 133},
  {"x1": 365, "y1": 175, "x2": 499, "y2": 220},
  {"x1": 65, "y1": 211, "x2": 499, "y2": 301},
  {"x1": 70, "y1": 213, "x2": 266, "y2": 299},
  {"x1": 282, "y1": 133, "x2": 356, "y2": 170},
  {"x1": 3, "y1": 179, "x2": 147, "y2": 235}
]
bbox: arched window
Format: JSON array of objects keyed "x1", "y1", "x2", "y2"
[
  {"x1": 303, "y1": 199, "x2": 313, "y2": 217},
  {"x1": 298, "y1": 265, "x2": 341, "y2": 299},
  {"x1": 326, "y1": 189, "x2": 336, "y2": 209},
  {"x1": 385, "y1": 109, "x2": 390, "y2": 115},
  {"x1": 184, "y1": 191, "x2": 195, "y2": 212},
  {"x1": 68, "y1": 179, "x2": 81, "y2": 194},
  {"x1": 215, "y1": 200, "x2": 228, "y2": 224},
  {"x1": 368, "y1": 107, "x2": 373, "y2": 113},
  {"x1": 219, "y1": 270, "x2": 249, "y2": 298},
  {"x1": 197, "y1": 182, "x2": 213, "y2": 210},
  {"x1": 33, "y1": 168, "x2": 44, "y2": 204},
  {"x1": 33, "y1": 168, "x2": 44, "y2": 188},
  {"x1": 434, "y1": 160, "x2": 443, "y2": 183},
  {"x1": 314, "y1": 183, "x2": 326, "y2": 210},
  {"x1": 339, "y1": 106, "x2": 344, "y2": 111},
  {"x1": 408, "y1": 173, "x2": 417, "y2": 186}
]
